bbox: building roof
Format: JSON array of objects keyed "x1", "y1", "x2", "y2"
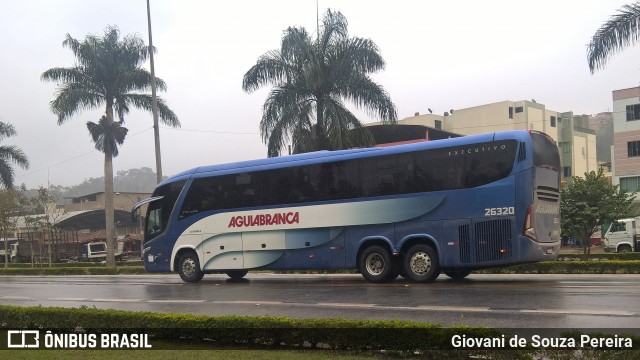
[{"x1": 55, "y1": 209, "x2": 139, "y2": 230}]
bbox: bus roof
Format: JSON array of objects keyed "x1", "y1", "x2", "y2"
[{"x1": 159, "y1": 130, "x2": 533, "y2": 186}]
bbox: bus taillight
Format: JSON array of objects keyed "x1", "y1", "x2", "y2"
[{"x1": 523, "y1": 204, "x2": 537, "y2": 241}]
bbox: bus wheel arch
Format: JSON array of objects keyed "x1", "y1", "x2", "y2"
[
  {"x1": 176, "y1": 248, "x2": 204, "y2": 283},
  {"x1": 619, "y1": 244, "x2": 633, "y2": 253},
  {"x1": 357, "y1": 240, "x2": 398, "y2": 283}
]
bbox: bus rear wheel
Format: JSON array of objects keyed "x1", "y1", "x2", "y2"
[
  {"x1": 403, "y1": 244, "x2": 440, "y2": 283},
  {"x1": 178, "y1": 251, "x2": 204, "y2": 283},
  {"x1": 359, "y1": 245, "x2": 397, "y2": 283},
  {"x1": 226, "y1": 270, "x2": 248, "y2": 280}
]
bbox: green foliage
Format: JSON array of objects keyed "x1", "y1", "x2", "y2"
[
  {"x1": 588, "y1": 3, "x2": 640, "y2": 73},
  {"x1": 0, "y1": 305, "x2": 504, "y2": 352},
  {"x1": 243, "y1": 9, "x2": 397, "y2": 157},
  {"x1": 481, "y1": 260, "x2": 640, "y2": 274},
  {"x1": 86, "y1": 115, "x2": 129, "y2": 158},
  {"x1": 0, "y1": 121, "x2": 29, "y2": 189},
  {"x1": 41, "y1": 25, "x2": 179, "y2": 127},
  {"x1": 561, "y1": 169, "x2": 634, "y2": 254},
  {"x1": 0, "y1": 265, "x2": 146, "y2": 275}
]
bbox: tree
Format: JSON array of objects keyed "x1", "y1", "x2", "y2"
[
  {"x1": 41, "y1": 26, "x2": 180, "y2": 266},
  {"x1": 243, "y1": 9, "x2": 397, "y2": 157},
  {"x1": 587, "y1": 2, "x2": 640, "y2": 73},
  {"x1": 0, "y1": 121, "x2": 29, "y2": 189},
  {"x1": 30, "y1": 186, "x2": 65, "y2": 266},
  {"x1": 0, "y1": 189, "x2": 18, "y2": 267},
  {"x1": 561, "y1": 169, "x2": 635, "y2": 255}
]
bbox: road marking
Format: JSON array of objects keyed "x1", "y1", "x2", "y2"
[
  {"x1": 91, "y1": 298, "x2": 142, "y2": 303},
  {"x1": 147, "y1": 300, "x2": 206, "y2": 304},
  {"x1": 210, "y1": 300, "x2": 284, "y2": 305},
  {"x1": 318, "y1": 303, "x2": 377, "y2": 308},
  {"x1": 417, "y1": 305, "x2": 491, "y2": 312},
  {"x1": 520, "y1": 309, "x2": 635, "y2": 316},
  {"x1": 0, "y1": 296, "x2": 34, "y2": 301},
  {"x1": 48, "y1": 297, "x2": 87, "y2": 302}
]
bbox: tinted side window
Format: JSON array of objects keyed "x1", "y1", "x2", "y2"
[{"x1": 531, "y1": 132, "x2": 560, "y2": 170}]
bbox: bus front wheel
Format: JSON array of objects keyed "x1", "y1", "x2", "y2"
[
  {"x1": 403, "y1": 244, "x2": 440, "y2": 283},
  {"x1": 359, "y1": 245, "x2": 397, "y2": 283},
  {"x1": 178, "y1": 252, "x2": 204, "y2": 283}
]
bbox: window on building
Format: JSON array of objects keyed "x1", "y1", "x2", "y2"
[
  {"x1": 626, "y1": 104, "x2": 640, "y2": 121},
  {"x1": 515, "y1": 106, "x2": 523, "y2": 113},
  {"x1": 550, "y1": 116, "x2": 556, "y2": 127},
  {"x1": 563, "y1": 166, "x2": 572, "y2": 177},
  {"x1": 628, "y1": 141, "x2": 640, "y2": 157},
  {"x1": 508, "y1": 107, "x2": 513, "y2": 119},
  {"x1": 559, "y1": 142, "x2": 571, "y2": 153},
  {"x1": 434, "y1": 120, "x2": 442, "y2": 130},
  {"x1": 620, "y1": 176, "x2": 640, "y2": 192}
]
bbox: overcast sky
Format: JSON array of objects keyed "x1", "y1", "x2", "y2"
[{"x1": 3, "y1": 0, "x2": 640, "y2": 190}]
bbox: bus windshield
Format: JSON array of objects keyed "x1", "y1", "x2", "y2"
[{"x1": 145, "y1": 180, "x2": 186, "y2": 244}]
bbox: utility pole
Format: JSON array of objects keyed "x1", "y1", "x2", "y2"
[{"x1": 146, "y1": 0, "x2": 162, "y2": 184}]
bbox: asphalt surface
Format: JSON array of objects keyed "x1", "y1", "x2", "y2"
[{"x1": 0, "y1": 273, "x2": 639, "y2": 331}]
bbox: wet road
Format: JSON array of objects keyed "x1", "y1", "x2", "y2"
[{"x1": 0, "y1": 273, "x2": 639, "y2": 329}]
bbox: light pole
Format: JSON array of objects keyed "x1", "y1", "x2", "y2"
[{"x1": 146, "y1": 0, "x2": 162, "y2": 184}]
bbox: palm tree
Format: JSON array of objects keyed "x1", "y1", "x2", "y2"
[
  {"x1": 42, "y1": 25, "x2": 179, "y2": 266},
  {"x1": 588, "y1": 2, "x2": 640, "y2": 73},
  {"x1": 0, "y1": 121, "x2": 29, "y2": 189},
  {"x1": 243, "y1": 9, "x2": 397, "y2": 157}
]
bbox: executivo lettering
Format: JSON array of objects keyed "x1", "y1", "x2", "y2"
[{"x1": 228, "y1": 212, "x2": 300, "y2": 228}]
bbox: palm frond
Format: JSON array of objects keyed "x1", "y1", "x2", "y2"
[
  {"x1": 43, "y1": 25, "x2": 178, "y2": 127},
  {"x1": 588, "y1": 3, "x2": 640, "y2": 73},
  {"x1": 244, "y1": 8, "x2": 395, "y2": 155},
  {"x1": 124, "y1": 94, "x2": 180, "y2": 127},
  {"x1": 86, "y1": 115, "x2": 128, "y2": 157},
  {"x1": 0, "y1": 122, "x2": 17, "y2": 141}
]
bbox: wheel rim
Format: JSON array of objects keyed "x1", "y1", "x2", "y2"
[
  {"x1": 182, "y1": 258, "x2": 196, "y2": 277},
  {"x1": 365, "y1": 253, "x2": 385, "y2": 275},
  {"x1": 409, "y1": 251, "x2": 431, "y2": 275}
]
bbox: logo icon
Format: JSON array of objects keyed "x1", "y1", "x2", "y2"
[{"x1": 7, "y1": 330, "x2": 40, "y2": 348}]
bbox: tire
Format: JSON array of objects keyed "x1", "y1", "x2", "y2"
[
  {"x1": 178, "y1": 251, "x2": 204, "y2": 283},
  {"x1": 619, "y1": 245, "x2": 633, "y2": 253},
  {"x1": 403, "y1": 244, "x2": 440, "y2": 283},
  {"x1": 443, "y1": 269, "x2": 472, "y2": 279},
  {"x1": 359, "y1": 245, "x2": 397, "y2": 283},
  {"x1": 226, "y1": 270, "x2": 248, "y2": 280}
]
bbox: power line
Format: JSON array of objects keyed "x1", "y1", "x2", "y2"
[
  {"x1": 159, "y1": 126, "x2": 258, "y2": 135},
  {"x1": 15, "y1": 127, "x2": 155, "y2": 182}
]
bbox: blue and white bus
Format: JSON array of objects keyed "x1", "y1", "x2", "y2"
[{"x1": 132, "y1": 130, "x2": 561, "y2": 283}]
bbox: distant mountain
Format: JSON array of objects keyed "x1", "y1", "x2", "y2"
[{"x1": 43, "y1": 167, "x2": 163, "y2": 199}]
